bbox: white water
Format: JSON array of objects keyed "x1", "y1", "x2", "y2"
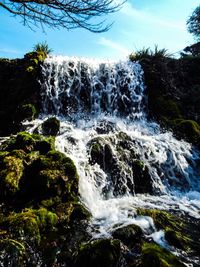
[{"x1": 35, "y1": 56, "x2": 200, "y2": 251}]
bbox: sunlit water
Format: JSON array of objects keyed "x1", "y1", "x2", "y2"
[{"x1": 25, "y1": 55, "x2": 200, "y2": 265}]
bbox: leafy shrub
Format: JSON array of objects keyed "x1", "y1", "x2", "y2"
[
  {"x1": 130, "y1": 45, "x2": 170, "y2": 61},
  {"x1": 33, "y1": 41, "x2": 53, "y2": 55}
]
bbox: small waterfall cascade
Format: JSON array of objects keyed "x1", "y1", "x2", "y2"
[
  {"x1": 40, "y1": 56, "x2": 146, "y2": 120},
  {"x1": 37, "y1": 56, "x2": 200, "y2": 242}
]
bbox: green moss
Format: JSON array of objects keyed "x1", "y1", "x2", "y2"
[
  {"x1": 0, "y1": 208, "x2": 58, "y2": 245},
  {"x1": 76, "y1": 239, "x2": 121, "y2": 267},
  {"x1": 35, "y1": 208, "x2": 58, "y2": 230},
  {"x1": 4, "y1": 132, "x2": 36, "y2": 152},
  {"x1": 0, "y1": 155, "x2": 24, "y2": 197},
  {"x1": 2, "y1": 132, "x2": 55, "y2": 153},
  {"x1": 21, "y1": 149, "x2": 79, "y2": 201},
  {"x1": 137, "y1": 209, "x2": 194, "y2": 251},
  {"x1": 140, "y1": 242, "x2": 185, "y2": 267}
]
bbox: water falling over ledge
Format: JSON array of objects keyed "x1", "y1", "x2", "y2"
[{"x1": 32, "y1": 55, "x2": 200, "y2": 264}]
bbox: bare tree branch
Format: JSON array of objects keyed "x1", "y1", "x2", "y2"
[{"x1": 0, "y1": 0, "x2": 126, "y2": 32}]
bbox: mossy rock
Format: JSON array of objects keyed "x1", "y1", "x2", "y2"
[
  {"x1": 2, "y1": 132, "x2": 55, "y2": 154},
  {"x1": 0, "y1": 154, "x2": 24, "y2": 197},
  {"x1": 42, "y1": 117, "x2": 60, "y2": 136},
  {"x1": 137, "y1": 209, "x2": 183, "y2": 232},
  {"x1": 140, "y1": 242, "x2": 185, "y2": 267},
  {"x1": 112, "y1": 224, "x2": 143, "y2": 247},
  {"x1": 70, "y1": 203, "x2": 91, "y2": 221},
  {"x1": 23, "y1": 150, "x2": 79, "y2": 201},
  {"x1": 4, "y1": 132, "x2": 36, "y2": 152},
  {"x1": 75, "y1": 239, "x2": 121, "y2": 267},
  {"x1": 0, "y1": 208, "x2": 58, "y2": 245},
  {"x1": 136, "y1": 209, "x2": 193, "y2": 251}
]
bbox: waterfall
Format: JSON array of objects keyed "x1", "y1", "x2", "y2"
[{"x1": 36, "y1": 56, "x2": 200, "y2": 239}]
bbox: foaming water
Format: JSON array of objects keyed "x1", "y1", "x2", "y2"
[
  {"x1": 35, "y1": 56, "x2": 200, "y2": 259},
  {"x1": 40, "y1": 56, "x2": 146, "y2": 120}
]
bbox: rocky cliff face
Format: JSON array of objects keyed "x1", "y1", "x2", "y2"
[
  {"x1": 134, "y1": 54, "x2": 200, "y2": 148},
  {"x1": 0, "y1": 52, "x2": 46, "y2": 135}
]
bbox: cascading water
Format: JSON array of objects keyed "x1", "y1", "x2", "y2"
[{"x1": 29, "y1": 55, "x2": 200, "y2": 265}]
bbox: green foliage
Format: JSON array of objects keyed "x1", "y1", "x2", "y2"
[
  {"x1": 181, "y1": 42, "x2": 200, "y2": 57},
  {"x1": 130, "y1": 45, "x2": 170, "y2": 61},
  {"x1": 33, "y1": 42, "x2": 53, "y2": 55},
  {"x1": 187, "y1": 5, "x2": 200, "y2": 39}
]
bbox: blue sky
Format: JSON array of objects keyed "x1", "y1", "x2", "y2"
[{"x1": 0, "y1": 0, "x2": 199, "y2": 60}]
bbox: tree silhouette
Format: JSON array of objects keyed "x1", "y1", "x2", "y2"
[
  {"x1": 0, "y1": 0, "x2": 125, "y2": 33},
  {"x1": 187, "y1": 5, "x2": 200, "y2": 39}
]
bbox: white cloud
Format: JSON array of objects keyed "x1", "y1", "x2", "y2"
[
  {"x1": 0, "y1": 48, "x2": 21, "y2": 55},
  {"x1": 98, "y1": 37, "x2": 129, "y2": 56},
  {"x1": 120, "y1": 2, "x2": 185, "y2": 31}
]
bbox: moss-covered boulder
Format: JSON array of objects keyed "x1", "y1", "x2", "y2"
[
  {"x1": 41, "y1": 117, "x2": 60, "y2": 136},
  {"x1": 0, "y1": 132, "x2": 78, "y2": 204},
  {"x1": 75, "y1": 239, "x2": 121, "y2": 267}
]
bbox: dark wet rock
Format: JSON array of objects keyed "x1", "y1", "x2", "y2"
[
  {"x1": 88, "y1": 135, "x2": 153, "y2": 196},
  {"x1": 75, "y1": 238, "x2": 121, "y2": 267},
  {"x1": 112, "y1": 224, "x2": 143, "y2": 248},
  {"x1": 132, "y1": 160, "x2": 153, "y2": 194},
  {"x1": 95, "y1": 120, "x2": 117, "y2": 134},
  {"x1": 41, "y1": 117, "x2": 60, "y2": 136}
]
